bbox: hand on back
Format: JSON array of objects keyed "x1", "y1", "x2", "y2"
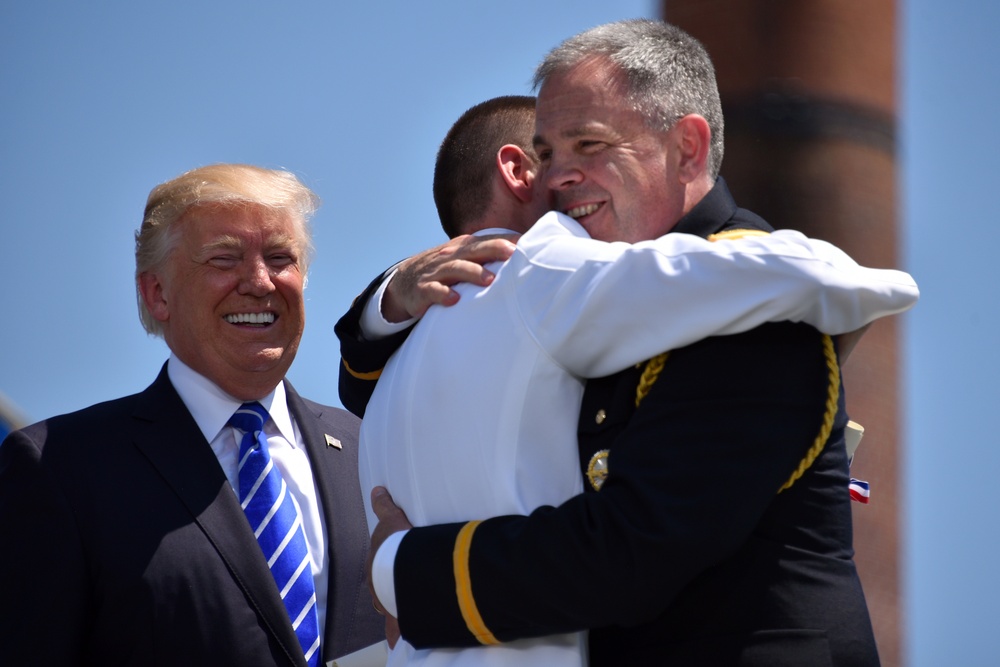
[{"x1": 381, "y1": 234, "x2": 519, "y2": 322}]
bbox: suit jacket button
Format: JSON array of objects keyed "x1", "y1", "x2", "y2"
[{"x1": 595, "y1": 409, "x2": 607, "y2": 425}]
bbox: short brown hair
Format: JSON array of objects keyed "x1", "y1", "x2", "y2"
[{"x1": 433, "y1": 96, "x2": 537, "y2": 238}]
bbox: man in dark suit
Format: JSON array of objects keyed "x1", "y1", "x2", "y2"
[
  {"x1": 0, "y1": 164, "x2": 383, "y2": 666},
  {"x1": 342, "y1": 20, "x2": 897, "y2": 666}
]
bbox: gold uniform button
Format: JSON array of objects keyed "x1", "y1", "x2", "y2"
[{"x1": 595, "y1": 409, "x2": 607, "y2": 425}]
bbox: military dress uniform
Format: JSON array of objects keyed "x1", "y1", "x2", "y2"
[{"x1": 337, "y1": 178, "x2": 892, "y2": 666}]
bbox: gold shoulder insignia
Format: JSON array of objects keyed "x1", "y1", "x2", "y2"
[{"x1": 706, "y1": 228, "x2": 771, "y2": 242}]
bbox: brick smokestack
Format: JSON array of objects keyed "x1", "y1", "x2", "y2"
[{"x1": 662, "y1": 2, "x2": 903, "y2": 664}]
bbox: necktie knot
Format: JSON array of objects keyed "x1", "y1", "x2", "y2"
[{"x1": 229, "y1": 402, "x2": 269, "y2": 444}]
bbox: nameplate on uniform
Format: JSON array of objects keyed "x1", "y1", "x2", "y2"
[{"x1": 845, "y1": 420, "x2": 864, "y2": 462}]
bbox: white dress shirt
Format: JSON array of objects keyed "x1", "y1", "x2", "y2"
[
  {"x1": 361, "y1": 212, "x2": 919, "y2": 667},
  {"x1": 167, "y1": 355, "x2": 329, "y2": 637}
]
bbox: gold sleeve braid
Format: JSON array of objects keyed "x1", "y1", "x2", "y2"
[
  {"x1": 340, "y1": 357, "x2": 383, "y2": 381},
  {"x1": 340, "y1": 290, "x2": 386, "y2": 381},
  {"x1": 635, "y1": 228, "x2": 842, "y2": 493},
  {"x1": 452, "y1": 520, "x2": 501, "y2": 645}
]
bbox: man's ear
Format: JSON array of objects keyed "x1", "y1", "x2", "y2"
[
  {"x1": 138, "y1": 271, "x2": 170, "y2": 323},
  {"x1": 496, "y1": 144, "x2": 534, "y2": 204},
  {"x1": 673, "y1": 115, "x2": 711, "y2": 183}
]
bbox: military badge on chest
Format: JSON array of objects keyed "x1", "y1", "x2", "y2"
[
  {"x1": 587, "y1": 449, "x2": 610, "y2": 490},
  {"x1": 584, "y1": 352, "x2": 671, "y2": 492}
]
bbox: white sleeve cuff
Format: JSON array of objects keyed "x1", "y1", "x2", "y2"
[
  {"x1": 372, "y1": 529, "x2": 407, "y2": 618},
  {"x1": 360, "y1": 269, "x2": 418, "y2": 338}
]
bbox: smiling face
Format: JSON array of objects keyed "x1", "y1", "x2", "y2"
[
  {"x1": 533, "y1": 57, "x2": 689, "y2": 243},
  {"x1": 139, "y1": 203, "x2": 306, "y2": 400}
]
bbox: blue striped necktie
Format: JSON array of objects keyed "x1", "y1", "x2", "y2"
[{"x1": 229, "y1": 402, "x2": 321, "y2": 667}]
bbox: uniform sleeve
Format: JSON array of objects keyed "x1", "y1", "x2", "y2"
[
  {"x1": 514, "y1": 224, "x2": 917, "y2": 379},
  {"x1": 335, "y1": 267, "x2": 415, "y2": 418},
  {"x1": 392, "y1": 323, "x2": 841, "y2": 647},
  {"x1": 0, "y1": 428, "x2": 90, "y2": 663}
]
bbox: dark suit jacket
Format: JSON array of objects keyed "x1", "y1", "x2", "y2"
[
  {"x1": 335, "y1": 178, "x2": 879, "y2": 666},
  {"x1": 0, "y1": 364, "x2": 382, "y2": 666}
]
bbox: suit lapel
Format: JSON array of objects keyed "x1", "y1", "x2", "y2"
[{"x1": 131, "y1": 365, "x2": 306, "y2": 667}]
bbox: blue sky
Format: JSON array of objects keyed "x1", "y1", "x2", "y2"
[{"x1": 1, "y1": 2, "x2": 996, "y2": 665}]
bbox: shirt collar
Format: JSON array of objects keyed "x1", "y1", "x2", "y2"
[
  {"x1": 167, "y1": 354, "x2": 297, "y2": 447},
  {"x1": 472, "y1": 227, "x2": 517, "y2": 236}
]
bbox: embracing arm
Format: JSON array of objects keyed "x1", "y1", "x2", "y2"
[
  {"x1": 335, "y1": 235, "x2": 517, "y2": 417},
  {"x1": 512, "y1": 215, "x2": 918, "y2": 379},
  {"x1": 335, "y1": 267, "x2": 414, "y2": 418},
  {"x1": 379, "y1": 323, "x2": 842, "y2": 647}
]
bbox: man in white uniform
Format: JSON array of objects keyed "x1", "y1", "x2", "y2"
[{"x1": 349, "y1": 96, "x2": 918, "y2": 667}]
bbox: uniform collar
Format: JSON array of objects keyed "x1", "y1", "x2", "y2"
[{"x1": 671, "y1": 177, "x2": 739, "y2": 238}]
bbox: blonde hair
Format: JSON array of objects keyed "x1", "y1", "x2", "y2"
[{"x1": 134, "y1": 163, "x2": 319, "y2": 336}]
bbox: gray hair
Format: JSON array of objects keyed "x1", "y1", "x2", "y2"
[
  {"x1": 534, "y1": 19, "x2": 724, "y2": 179},
  {"x1": 134, "y1": 163, "x2": 319, "y2": 337}
]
